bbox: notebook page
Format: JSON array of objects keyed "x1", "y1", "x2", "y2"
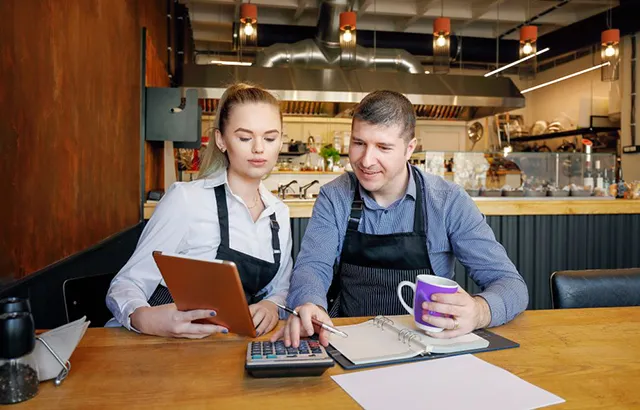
[
  {"x1": 331, "y1": 355, "x2": 565, "y2": 410},
  {"x1": 389, "y1": 316, "x2": 490, "y2": 353},
  {"x1": 329, "y1": 320, "x2": 421, "y2": 365}
]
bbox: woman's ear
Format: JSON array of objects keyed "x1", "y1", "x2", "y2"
[{"x1": 214, "y1": 129, "x2": 226, "y2": 153}]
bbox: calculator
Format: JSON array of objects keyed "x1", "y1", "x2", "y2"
[{"x1": 245, "y1": 340, "x2": 335, "y2": 378}]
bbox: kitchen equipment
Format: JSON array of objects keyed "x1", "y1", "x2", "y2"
[
  {"x1": 467, "y1": 122, "x2": 484, "y2": 151},
  {"x1": 530, "y1": 120, "x2": 548, "y2": 136}
]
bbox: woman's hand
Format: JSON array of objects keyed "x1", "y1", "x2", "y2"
[
  {"x1": 249, "y1": 300, "x2": 280, "y2": 336},
  {"x1": 130, "y1": 303, "x2": 228, "y2": 339}
]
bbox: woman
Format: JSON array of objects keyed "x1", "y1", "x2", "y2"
[{"x1": 106, "y1": 83, "x2": 292, "y2": 339}]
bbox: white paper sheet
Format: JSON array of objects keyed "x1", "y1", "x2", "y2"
[{"x1": 331, "y1": 354, "x2": 565, "y2": 410}]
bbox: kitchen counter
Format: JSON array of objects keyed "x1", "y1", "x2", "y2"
[{"x1": 145, "y1": 198, "x2": 640, "y2": 219}]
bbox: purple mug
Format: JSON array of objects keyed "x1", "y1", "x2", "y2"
[{"x1": 397, "y1": 275, "x2": 459, "y2": 333}]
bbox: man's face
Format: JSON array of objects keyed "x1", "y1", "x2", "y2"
[{"x1": 349, "y1": 119, "x2": 417, "y2": 195}]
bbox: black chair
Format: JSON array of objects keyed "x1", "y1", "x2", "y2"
[
  {"x1": 550, "y1": 268, "x2": 640, "y2": 309},
  {"x1": 63, "y1": 273, "x2": 117, "y2": 327}
]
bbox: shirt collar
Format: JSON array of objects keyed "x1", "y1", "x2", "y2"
[
  {"x1": 359, "y1": 163, "x2": 417, "y2": 210},
  {"x1": 202, "y1": 168, "x2": 278, "y2": 211}
]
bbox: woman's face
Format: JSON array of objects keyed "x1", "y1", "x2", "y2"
[{"x1": 215, "y1": 102, "x2": 282, "y2": 181}]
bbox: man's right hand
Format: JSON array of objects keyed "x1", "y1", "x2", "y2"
[
  {"x1": 269, "y1": 303, "x2": 333, "y2": 348},
  {"x1": 129, "y1": 303, "x2": 228, "y2": 339}
]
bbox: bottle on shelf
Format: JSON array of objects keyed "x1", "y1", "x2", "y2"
[
  {"x1": 616, "y1": 156, "x2": 626, "y2": 198},
  {"x1": 595, "y1": 160, "x2": 604, "y2": 190}
]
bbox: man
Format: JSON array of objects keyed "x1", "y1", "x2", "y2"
[{"x1": 272, "y1": 90, "x2": 528, "y2": 347}]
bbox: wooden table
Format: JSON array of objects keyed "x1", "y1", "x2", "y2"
[{"x1": 17, "y1": 308, "x2": 640, "y2": 409}]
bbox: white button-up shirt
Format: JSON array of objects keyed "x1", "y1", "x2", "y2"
[{"x1": 105, "y1": 169, "x2": 293, "y2": 330}]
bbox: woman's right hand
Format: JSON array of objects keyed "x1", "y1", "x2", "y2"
[{"x1": 129, "y1": 303, "x2": 228, "y2": 339}]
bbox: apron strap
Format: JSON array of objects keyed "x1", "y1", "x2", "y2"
[
  {"x1": 269, "y1": 213, "x2": 281, "y2": 265},
  {"x1": 411, "y1": 166, "x2": 426, "y2": 234},
  {"x1": 214, "y1": 185, "x2": 230, "y2": 248},
  {"x1": 215, "y1": 184, "x2": 281, "y2": 265},
  {"x1": 347, "y1": 173, "x2": 363, "y2": 231}
]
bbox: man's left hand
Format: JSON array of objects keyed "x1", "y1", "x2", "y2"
[{"x1": 421, "y1": 288, "x2": 491, "y2": 339}]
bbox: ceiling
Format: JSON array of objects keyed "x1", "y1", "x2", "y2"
[{"x1": 183, "y1": 0, "x2": 618, "y2": 52}]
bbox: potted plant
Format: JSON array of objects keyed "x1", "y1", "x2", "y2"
[{"x1": 320, "y1": 145, "x2": 341, "y2": 171}]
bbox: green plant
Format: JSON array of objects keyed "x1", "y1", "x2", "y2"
[{"x1": 320, "y1": 146, "x2": 341, "y2": 164}]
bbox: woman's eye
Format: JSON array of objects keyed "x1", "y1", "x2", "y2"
[
  {"x1": 265, "y1": 138, "x2": 276, "y2": 142},
  {"x1": 239, "y1": 137, "x2": 251, "y2": 142}
]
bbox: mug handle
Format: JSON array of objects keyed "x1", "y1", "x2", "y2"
[{"x1": 397, "y1": 281, "x2": 416, "y2": 315}]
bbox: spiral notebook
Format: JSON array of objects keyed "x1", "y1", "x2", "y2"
[{"x1": 327, "y1": 315, "x2": 518, "y2": 370}]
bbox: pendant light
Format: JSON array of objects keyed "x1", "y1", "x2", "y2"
[
  {"x1": 339, "y1": 11, "x2": 357, "y2": 65},
  {"x1": 601, "y1": 0, "x2": 619, "y2": 81},
  {"x1": 432, "y1": 0, "x2": 450, "y2": 74},
  {"x1": 518, "y1": 26, "x2": 538, "y2": 79},
  {"x1": 601, "y1": 29, "x2": 620, "y2": 81},
  {"x1": 239, "y1": 3, "x2": 258, "y2": 45}
]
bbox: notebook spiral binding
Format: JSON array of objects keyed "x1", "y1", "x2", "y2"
[{"x1": 371, "y1": 315, "x2": 433, "y2": 355}]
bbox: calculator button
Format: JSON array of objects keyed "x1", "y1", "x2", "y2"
[
  {"x1": 266, "y1": 354, "x2": 277, "y2": 359},
  {"x1": 286, "y1": 354, "x2": 298, "y2": 358},
  {"x1": 311, "y1": 348, "x2": 322, "y2": 354},
  {"x1": 251, "y1": 355, "x2": 263, "y2": 360}
]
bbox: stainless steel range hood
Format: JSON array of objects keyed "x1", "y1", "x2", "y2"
[{"x1": 182, "y1": 64, "x2": 525, "y2": 121}]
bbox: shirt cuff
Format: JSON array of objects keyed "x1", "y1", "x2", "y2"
[
  {"x1": 474, "y1": 291, "x2": 505, "y2": 328},
  {"x1": 120, "y1": 299, "x2": 149, "y2": 332}
]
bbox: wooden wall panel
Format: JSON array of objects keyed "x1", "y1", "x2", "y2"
[{"x1": 0, "y1": 0, "x2": 142, "y2": 282}]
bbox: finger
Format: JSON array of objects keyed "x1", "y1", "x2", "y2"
[
  {"x1": 298, "y1": 308, "x2": 317, "y2": 336},
  {"x1": 252, "y1": 308, "x2": 267, "y2": 329},
  {"x1": 318, "y1": 328, "x2": 331, "y2": 347},
  {"x1": 421, "y1": 313, "x2": 456, "y2": 330},
  {"x1": 255, "y1": 312, "x2": 274, "y2": 336},
  {"x1": 284, "y1": 319, "x2": 292, "y2": 347},
  {"x1": 270, "y1": 326, "x2": 285, "y2": 343},
  {"x1": 289, "y1": 316, "x2": 302, "y2": 348},
  {"x1": 177, "y1": 323, "x2": 227, "y2": 336},
  {"x1": 421, "y1": 301, "x2": 463, "y2": 317},
  {"x1": 426, "y1": 328, "x2": 467, "y2": 339},
  {"x1": 248, "y1": 304, "x2": 259, "y2": 316},
  {"x1": 178, "y1": 309, "x2": 217, "y2": 322},
  {"x1": 430, "y1": 290, "x2": 469, "y2": 306}
]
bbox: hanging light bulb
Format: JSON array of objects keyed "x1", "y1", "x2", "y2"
[
  {"x1": 432, "y1": 17, "x2": 450, "y2": 74},
  {"x1": 518, "y1": 26, "x2": 538, "y2": 79},
  {"x1": 239, "y1": 3, "x2": 258, "y2": 44},
  {"x1": 339, "y1": 11, "x2": 357, "y2": 66},
  {"x1": 342, "y1": 29, "x2": 352, "y2": 43},
  {"x1": 604, "y1": 45, "x2": 615, "y2": 57},
  {"x1": 600, "y1": 29, "x2": 620, "y2": 81}
]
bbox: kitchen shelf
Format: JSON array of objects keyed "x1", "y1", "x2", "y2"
[{"x1": 510, "y1": 127, "x2": 620, "y2": 143}]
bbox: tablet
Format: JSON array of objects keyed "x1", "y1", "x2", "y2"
[{"x1": 151, "y1": 251, "x2": 257, "y2": 338}]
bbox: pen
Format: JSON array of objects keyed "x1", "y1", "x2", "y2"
[{"x1": 274, "y1": 302, "x2": 348, "y2": 338}]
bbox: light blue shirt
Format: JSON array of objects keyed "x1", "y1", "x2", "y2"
[{"x1": 287, "y1": 165, "x2": 529, "y2": 327}]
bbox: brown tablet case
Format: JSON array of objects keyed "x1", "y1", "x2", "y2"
[{"x1": 152, "y1": 251, "x2": 257, "y2": 338}]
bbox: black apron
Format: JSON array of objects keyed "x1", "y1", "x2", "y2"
[
  {"x1": 329, "y1": 166, "x2": 434, "y2": 317},
  {"x1": 147, "y1": 185, "x2": 281, "y2": 306}
]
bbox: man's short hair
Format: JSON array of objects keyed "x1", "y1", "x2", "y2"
[{"x1": 352, "y1": 90, "x2": 416, "y2": 141}]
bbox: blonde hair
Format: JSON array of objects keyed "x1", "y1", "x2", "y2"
[{"x1": 197, "y1": 83, "x2": 281, "y2": 179}]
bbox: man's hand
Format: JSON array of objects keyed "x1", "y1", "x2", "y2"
[
  {"x1": 249, "y1": 300, "x2": 280, "y2": 336},
  {"x1": 130, "y1": 303, "x2": 227, "y2": 339},
  {"x1": 420, "y1": 288, "x2": 491, "y2": 339},
  {"x1": 269, "y1": 303, "x2": 333, "y2": 348}
]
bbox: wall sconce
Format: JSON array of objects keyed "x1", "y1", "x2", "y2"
[
  {"x1": 339, "y1": 11, "x2": 357, "y2": 66},
  {"x1": 518, "y1": 25, "x2": 538, "y2": 80},
  {"x1": 601, "y1": 29, "x2": 620, "y2": 82},
  {"x1": 239, "y1": 3, "x2": 258, "y2": 46},
  {"x1": 432, "y1": 17, "x2": 450, "y2": 74}
]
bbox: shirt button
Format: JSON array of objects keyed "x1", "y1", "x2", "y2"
[{"x1": 383, "y1": 210, "x2": 388, "y2": 214}]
